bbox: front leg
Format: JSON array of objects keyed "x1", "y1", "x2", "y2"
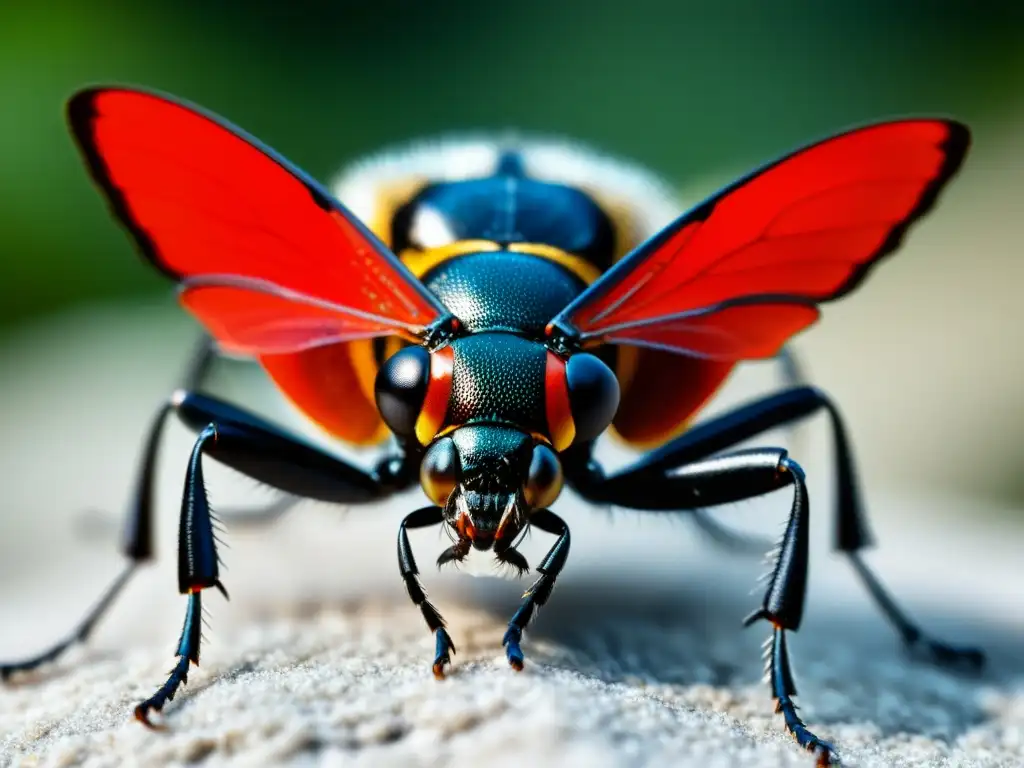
[
  {"x1": 134, "y1": 390, "x2": 407, "y2": 726},
  {"x1": 502, "y1": 509, "x2": 569, "y2": 671},
  {"x1": 397, "y1": 506, "x2": 455, "y2": 679}
]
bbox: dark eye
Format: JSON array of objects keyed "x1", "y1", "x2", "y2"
[
  {"x1": 566, "y1": 353, "x2": 620, "y2": 443},
  {"x1": 524, "y1": 443, "x2": 563, "y2": 509},
  {"x1": 374, "y1": 346, "x2": 431, "y2": 437},
  {"x1": 420, "y1": 436, "x2": 459, "y2": 505}
]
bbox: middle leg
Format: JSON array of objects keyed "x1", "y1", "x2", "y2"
[
  {"x1": 397, "y1": 505, "x2": 456, "y2": 679},
  {"x1": 576, "y1": 444, "x2": 835, "y2": 763},
  {"x1": 567, "y1": 386, "x2": 983, "y2": 669},
  {"x1": 688, "y1": 346, "x2": 810, "y2": 554}
]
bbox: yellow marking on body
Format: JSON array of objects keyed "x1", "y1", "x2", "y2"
[
  {"x1": 572, "y1": 188, "x2": 643, "y2": 262},
  {"x1": 414, "y1": 410, "x2": 443, "y2": 447},
  {"x1": 383, "y1": 335, "x2": 405, "y2": 359},
  {"x1": 400, "y1": 240, "x2": 603, "y2": 287},
  {"x1": 506, "y1": 243, "x2": 602, "y2": 285},
  {"x1": 399, "y1": 240, "x2": 501, "y2": 277},
  {"x1": 433, "y1": 422, "x2": 460, "y2": 439},
  {"x1": 415, "y1": 414, "x2": 443, "y2": 447},
  {"x1": 347, "y1": 339, "x2": 382, "y2": 406},
  {"x1": 550, "y1": 418, "x2": 576, "y2": 452},
  {"x1": 529, "y1": 431, "x2": 553, "y2": 446}
]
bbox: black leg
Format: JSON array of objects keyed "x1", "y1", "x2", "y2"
[
  {"x1": 172, "y1": 339, "x2": 303, "y2": 532},
  {"x1": 594, "y1": 447, "x2": 812, "y2": 628},
  {"x1": 0, "y1": 334, "x2": 217, "y2": 680},
  {"x1": 133, "y1": 389, "x2": 407, "y2": 726},
  {"x1": 397, "y1": 505, "x2": 455, "y2": 679},
  {"x1": 580, "y1": 443, "x2": 834, "y2": 762},
  {"x1": 766, "y1": 626, "x2": 835, "y2": 768},
  {"x1": 570, "y1": 385, "x2": 983, "y2": 670},
  {"x1": 848, "y1": 552, "x2": 984, "y2": 668},
  {"x1": 0, "y1": 565, "x2": 135, "y2": 680},
  {"x1": 690, "y1": 347, "x2": 809, "y2": 556},
  {"x1": 501, "y1": 509, "x2": 569, "y2": 671}
]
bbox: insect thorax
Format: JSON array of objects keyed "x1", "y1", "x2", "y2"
[
  {"x1": 421, "y1": 252, "x2": 585, "y2": 337},
  {"x1": 440, "y1": 333, "x2": 549, "y2": 437}
]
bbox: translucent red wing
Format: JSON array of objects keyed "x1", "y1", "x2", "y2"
[
  {"x1": 550, "y1": 120, "x2": 970, "y2": 360},
  {"x1": 603, "y1": 302, "x2": 820, "y2": 359},
  {"x1": 179, "y1": 278, "x2": 405, "y2": 356},
  {"x1": 67, "y1": 87, "x2": 447, "y2": 353}
]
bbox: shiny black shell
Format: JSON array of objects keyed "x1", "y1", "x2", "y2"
[
  {"x1": 422, "y1": 252, "x2": 585, "y2": 337},
  {"x1": 391, "y1": 154, "x2": 617, "y2": 270}
]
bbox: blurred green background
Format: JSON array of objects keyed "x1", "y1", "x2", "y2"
[
  {"x1": 2, "y1": 0, "x2": 1024, "y2": 506},
  {"x1": 3, "y1": 0, "x2": 1023, "y2": 328}
]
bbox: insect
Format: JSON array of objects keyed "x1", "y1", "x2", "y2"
[{"x1": 1, "y1": 86, "x2": 985, "y2": 765}]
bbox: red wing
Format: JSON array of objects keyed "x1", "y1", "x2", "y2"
[
  {"x1": 602, "y1": 302, "x2": 820, "y2": 359},
  {"x1": 179, "y1": 278, "x2": 407, "y2": 356},
  {"x1": 550, "y1": 120, "x2": 970, "y2": 360},
  {"x1": 68, "y1": 87, "x2": 447, "y2": 353}
]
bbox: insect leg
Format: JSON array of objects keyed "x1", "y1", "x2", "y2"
[
  {"x1": 691, "y1": 345, "x2": 806, "y2": 552},
  {"x1": 688, "y1": 346, "x2": 808, "y2": 553},
  {"x1": 0, "y1": 335, "x2": 217, "y2": 680},
  {"x1": 134, "y1": 388, "x2": 402, "y2": 726},
  {"x1": 501, "y1": 509, "x2": 569, "y2": 671},
  {"x1": 570, "y1": 385, "x2": 983, "y2": 669},
  {"x1": 581, "y1": 445, "x2": 835, "y2": 763},
  {"x1": 176, "y1": 334, "x2": 302, "y2": 528},
  {"x1": 397, "y1": 505, "x2": 454, "y2": 678}
]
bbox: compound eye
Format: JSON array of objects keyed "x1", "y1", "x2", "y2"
[
  {"x1": 565, "y1": 353, "x2": 620, "y2": 443},
  {"x1": 375, "y1": 345, "x2": 455, "y2": 444},
  {"x1": 375, "y1": 346, "x2": 430, "y2": 437},
  {"x1": 374, "y1": 345, "x2": 434, "y2": 438},
  {"x1": 420, "y1": 436, "x2": 459, "y2": 506},
  {"x1": 523, "y1": 443, "x2": 563, "y2": 509}
]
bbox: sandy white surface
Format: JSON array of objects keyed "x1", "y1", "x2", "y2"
[{"x1": 0, "y1": 306, "x2": 1021, "y2": 768}]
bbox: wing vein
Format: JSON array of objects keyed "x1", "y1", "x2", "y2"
[
  {"x1": 587, "y1": 173, "x2": 940, "y2": 327},
  {"x1": 182, "y1": 275, "x2": 426, "y2": 333}
]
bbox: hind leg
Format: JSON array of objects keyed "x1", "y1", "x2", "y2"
[{"x1": 1, "y1": 335, "x2": 217, "y2": 679}]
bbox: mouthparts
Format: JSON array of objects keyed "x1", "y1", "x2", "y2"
[{"x1": 454, "y1": 489, "x2": 520, "y2": 550}]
